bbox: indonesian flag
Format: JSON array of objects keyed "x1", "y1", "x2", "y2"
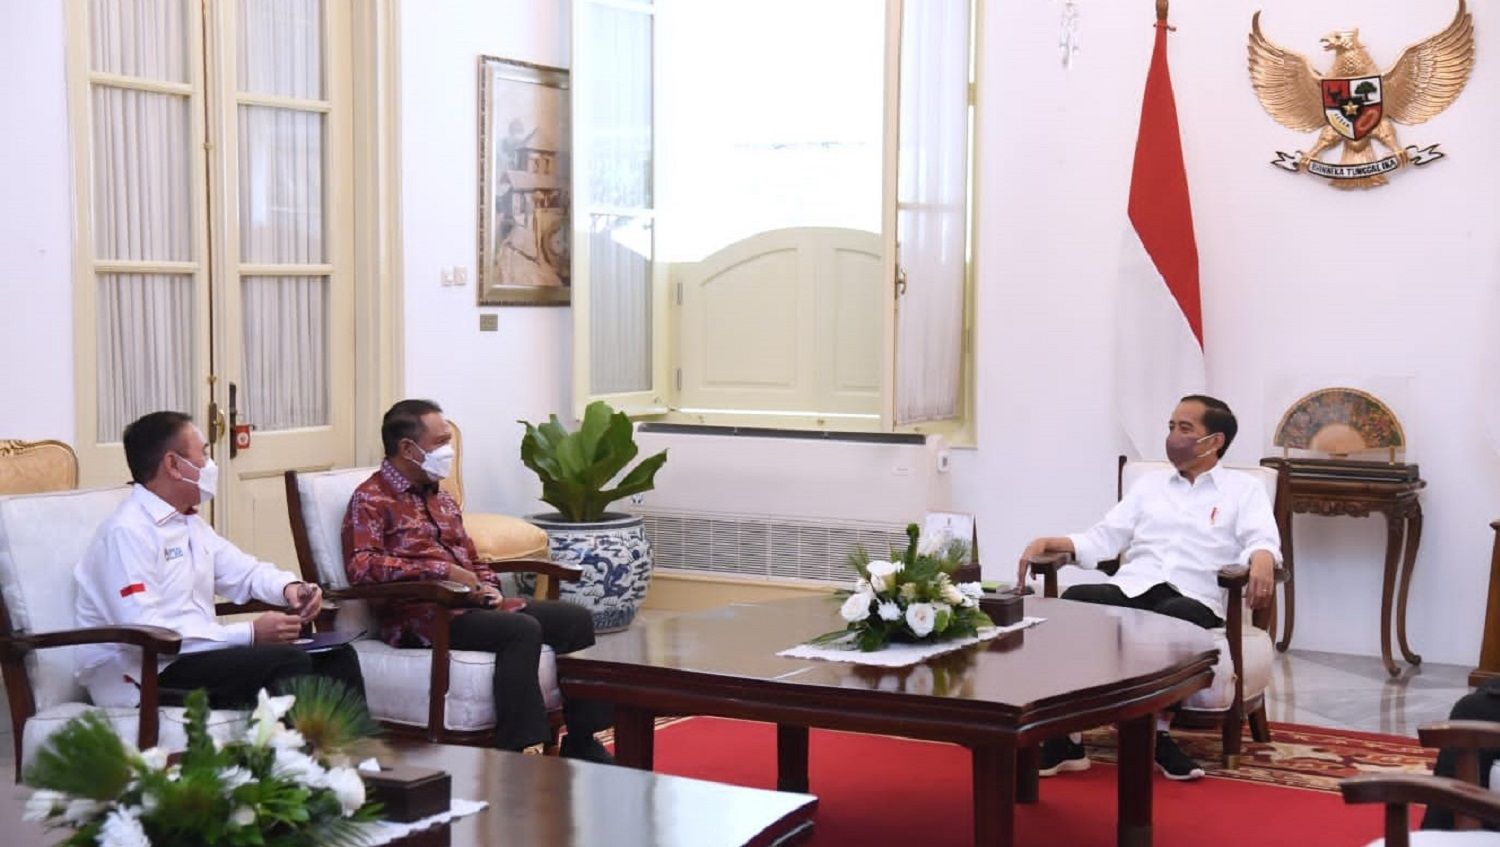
[{"x1": 1115, "y1": 17, "x2": 1205, "y2": 458}]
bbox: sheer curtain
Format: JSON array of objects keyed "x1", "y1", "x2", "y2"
[
  {"x1": 90, "y1": 0, "x2": 196, "y2": 441},
  {"x1": 581, "y1": 0, "x2": 653, "y2": 397},
  {"x1": 894, "y1": 0, "x2": 970, "y2": 426},
  {"x1": 237, "y1": 0, "x2": 329, "y2": 430}
]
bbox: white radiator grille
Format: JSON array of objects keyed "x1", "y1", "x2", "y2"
[{"x1": 633, "y1": 510, "x2": 910, "y2": 583}]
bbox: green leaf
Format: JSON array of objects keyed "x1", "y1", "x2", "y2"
[
  {"x1": 23, "y1": 711, "x2": 133, "y2": 800},
  {"x1": 517, "y1": 400, "x2": 668, "y2": 522}
]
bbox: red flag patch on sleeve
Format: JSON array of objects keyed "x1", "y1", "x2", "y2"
[{"x1": 119, "y1": 582, "x2": 146, "y2": 598}]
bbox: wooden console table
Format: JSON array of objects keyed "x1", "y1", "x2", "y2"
[{"x1": 1260, "y1": 458, "x2": 1426, "y2": 677}]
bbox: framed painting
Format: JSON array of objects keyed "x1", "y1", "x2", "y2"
[{"x1": 477, "y1": 56, "x2": 570, "y2": 306}]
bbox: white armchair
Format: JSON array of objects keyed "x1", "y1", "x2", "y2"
[
  {"x1": 1027, "y1": 457, "x2": 1289, "y2": 768},
  {"x1": 0, "y1": 487, "x2": 246, "y2": 774},
  {"x1": 283, "y1": 468, "x2": 581, "y2": 749}
]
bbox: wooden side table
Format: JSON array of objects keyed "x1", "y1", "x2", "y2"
[{"x1": 1261, "y1": 458, "x2": 1426, "y2": 677}]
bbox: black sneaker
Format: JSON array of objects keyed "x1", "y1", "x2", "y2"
[
  {"x1": 560, "y1": 734, "x2": 615, "y2": 765},
  {"x1": 1038, "y1": 736, "x2": 1090, "y2": 777},
  {"x1": 1153, "y1": 731, "x2": 1205, "y2": 781}
]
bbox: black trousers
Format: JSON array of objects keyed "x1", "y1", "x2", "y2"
[
  {"x1": 1061, "y1": 581, "x2": 1224, "y2": 630},
  {"x1": 449, "y1": 600, "x2": 613, "y2": 750},
  {"x1": 158, "y1": 643, "x2": 366, "y2": 709},
  {"x1": 1423, "y1": 679, "x2": 1500, "y2": 830}
]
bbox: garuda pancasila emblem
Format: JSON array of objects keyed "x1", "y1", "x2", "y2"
[{"x1": 1248, "y1": 2, "x2": 1475, "y2": 189}]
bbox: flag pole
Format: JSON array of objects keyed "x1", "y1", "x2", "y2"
[{"x1": 1156, "y1": 0, "x2": 1168, "y2": 22}]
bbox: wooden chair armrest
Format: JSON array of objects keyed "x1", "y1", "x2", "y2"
[
  {"x1": 481, "y1": 559, "x2": 583, "y2": 583},
  {"x1": 1217, "y1": 564, "x2": 1290, "y2": 589},
  {"x1": 328, "y1": 581, "x2": 478, "y2": 608},
  {"x1": 1419, "y1": 720, "x2": 1500, "y2": 752},
  {"x1": 1027, "y1": 552, "x2": 1075, "y2": 598},
  {"x1": 1341, "y1": 773, "x2": 1500, "y2": 828},
  {"x1": 215, "y1": 600, "x2": 284, "y2": 616},
  {"x1": 3, "y1": 625, "x2": 183, "y2": 656}
]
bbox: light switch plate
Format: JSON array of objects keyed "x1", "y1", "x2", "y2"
[{"x1": 479, "y1": 314, "x2": 498, "y2": 332}]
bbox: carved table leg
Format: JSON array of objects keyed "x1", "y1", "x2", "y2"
[
  {"x1": 971, "y1": 743, "x2": 1017, "y2": 847},
  {"x1": 1380, "y1": 510, "x2": 1404, "y2": 677},
  {"x1": 1396, "y1": 503, "x2": 1424, "y2": 667},
  {"x1": 777, "y1": 724, "x2": 810, "y2": 793},
  {"x1": 1016, "y1": 744, "x2": 1039, "y2": 804},
  {"x1": 1117, "y1": 713, "x2": 1155, "y2": 847},
  {"x1": 614, "y1": 706, "x2": 656, "y2": 771}
]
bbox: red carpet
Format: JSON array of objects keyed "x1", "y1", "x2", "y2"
[{"x1": 646, "y1": 717, "x2": 1405, "y2": 847}]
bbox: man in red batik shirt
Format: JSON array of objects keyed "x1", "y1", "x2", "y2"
[{"x1": 342, "y1": 399, "x2": 612, "y2": 762}]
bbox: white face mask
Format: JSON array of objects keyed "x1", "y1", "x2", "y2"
[
  {"x1": 416, "y1": 443, "x2": 456, "y2": 481},
  {"x1": 176, "y1": 454, "x2": 219, "y2": 504}
]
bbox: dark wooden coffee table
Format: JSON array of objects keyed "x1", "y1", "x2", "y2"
[
  {"x1": 557, "y1": 595, "x2": 1218, "y2": 847},
  {"x1": 1, "y1": 743, "x2": 816, "y2": 847}
]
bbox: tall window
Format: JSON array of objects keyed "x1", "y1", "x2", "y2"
[{"x1": 572, "y1": 0, "x2": 975, "y2": 435}]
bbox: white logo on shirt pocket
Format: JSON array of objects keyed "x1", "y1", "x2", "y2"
[{"x1": 164, "y1": 547, "x2": 185, "y2": 562}]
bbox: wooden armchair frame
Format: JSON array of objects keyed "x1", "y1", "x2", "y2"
[
  {"x1": 1341, "y1": 720, "x2": 1500, "y2": 846},
  {"x1": 1025, "y1": 455, "x2": 1293, "y2": 767},
  {"x1": 283, "y1": 470, "x2": 583, "y2": 748}
]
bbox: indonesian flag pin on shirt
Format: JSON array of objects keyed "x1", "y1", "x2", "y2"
[{"x1": 119, "y1": 582, "x2": 146, "y2": 598}]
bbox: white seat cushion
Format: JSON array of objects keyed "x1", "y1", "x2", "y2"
[
  {"x1": 1366, "y1": 834, "x2": 1500, "y2": 846},
  {"x1": 21, "y1": 703, "x2": 247, "y2": 770},
  {"x1": 352, "y1": 640, "x2": 560, "y2": 732},
  {"x1": 1183, "y1": 624, "x2": 1274, "y2": 712}
]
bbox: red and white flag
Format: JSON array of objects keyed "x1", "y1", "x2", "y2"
[{"x1": 1115, "y1": 14, "x2": 1205, "y2": 458}]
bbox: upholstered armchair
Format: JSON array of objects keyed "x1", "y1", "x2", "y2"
[
  {"x1": 0, "y1": 487, "x2": 249, "y2": 775},
  {"x1": 1342, "y1": 721, "x2": 1500, "y2": 846},
  {"x1": 1026, "y1": 456, "x2": 1291, "y2": 768},
  {"x1": 284, "y1": 467, "x2": 581, "y2": 748},
  {"x1": 0, "y1": 439, "x2": 79, "y2": 495}
]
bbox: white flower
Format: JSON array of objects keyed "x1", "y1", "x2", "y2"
[
  {"x1": 839, "y1": 592, "x2": 874, "y2": 623},
  {"x1": 140, "y1": 792, "x2": 158, "y2": 814},
  {"x1": 272, "y1": 748, "x2": 327, "y2": 788},
  {"x1": 866, "y1": 560, "x2": 903, "y2": 592},
  {"x1": 138, "y1": 747, "x2": 169, "y2": 771},
  {"x1": 959, "y1": 581, "x2": 984, "y2": 599},
  {"x1": 250, "y1": 689, "x2": 297, "y2": 748},
  {"x1": 98, "y1": 808, "x2": 150, "y2": 847},
  {"x1": 231, "y1": 805, "x2": 256, "y2": 827},
  {"x1": 357, "y1": 758, "x2": 382, "y2": 774},
  {"x1": 854, "y1": 578, "x2": 871, "y2": 594},
  {"x1": 266, "y1": 724, "x2": 306, "y2": 751},
  {"x1": 324, "y1": 766, "x2": 366, "y2": 817},
  {"x1": 905, "y1": 603, "x2": 937, "y2": 637},
  {"x1": 220, "y1": 765, "x2": 254, "y2": 793},
  {"x1": 877, "y1": 601, "x2": 901, "y2": 621},
  {"x1": 899, "y1": 582, "x2": 918, "y2": 601},
  {"x1": 941, "y1": 582, "x2": 965, "y2": 606},
  {"x1": 62, "y1": 797, "x2": 106, "y2": 825},
  {"x1": 22, "y1": 789, "x2": 66, "y2": 822}
]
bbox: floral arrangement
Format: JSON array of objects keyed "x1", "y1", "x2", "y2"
[
  {"x1": 813, "y1": 523, "x2": 992, "y2": 652},
  {"x1": 23, "y1": 678, "x2": 383, "y2": 847}
]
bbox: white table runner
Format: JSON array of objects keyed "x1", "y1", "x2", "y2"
[{"x1": 777, "y1": 617, "x2": 1045, "y2": 667}]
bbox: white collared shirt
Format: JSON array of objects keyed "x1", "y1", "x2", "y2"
[
  {"x1": 74, "y1": 485, "x2": 297, "y2": 706},
  {"x1": 1066, "y1": 464, "x2": 1283, "y2": 620}
]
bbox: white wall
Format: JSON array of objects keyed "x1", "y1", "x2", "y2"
[
  {"x1": 962, "y1": 0, "x2": 1500, "y2": 665},
  {"x1": 398, "y1": 0, "x2": 572, "y2": 518},
  {"x1": 0, "y1": 1, "x2": 75, "y2": 441}
]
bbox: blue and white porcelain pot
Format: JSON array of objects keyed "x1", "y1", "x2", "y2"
[{"x1": 526, "y1": 512, "x2": 653, "y2": 633}]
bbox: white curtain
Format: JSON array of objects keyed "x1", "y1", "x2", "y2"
[
  {"x1": 894, "y1": 0, "x2": 970, "y2": 426},
  {"x1": 237, "y1": 0, "x2": 328, "y2": 430},
  {"x1": 582, "y1": 1, "x2": 654, "y2": 396},
  {"x1": 90, "y1": 0, "x2": 195, "y2": 441}
]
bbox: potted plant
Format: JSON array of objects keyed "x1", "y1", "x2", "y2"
[{"x1": 519, "y1": 400, "x2": 668, "y2": 632}]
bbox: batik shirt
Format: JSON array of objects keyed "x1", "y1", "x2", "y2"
[{"x1": 342, "y1": 460, "x2": 496, "y2": 647}]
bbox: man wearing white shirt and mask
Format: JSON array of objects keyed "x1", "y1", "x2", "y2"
[
  {"x1": 1017, "y1": 395, "x2": 1281, "y2": 781},
  {"x1": 75, "y1": 411, "x2": 365, "y2": 708}
]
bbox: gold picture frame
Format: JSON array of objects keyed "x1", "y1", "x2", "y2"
[{"x1": 477, "y1": 56, "x2": 570, "y2": 306}]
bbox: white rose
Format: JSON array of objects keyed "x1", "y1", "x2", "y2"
[
  {"x1": 219, "y1": 766, "x2": 254, "y2": 793},
  {"x1": 839, "y1": 592, "x2": 874, "y2": 623},
  {"x1": 905, "y1": 603, "x2": 937, "y2": 637},
  {"x1": 866, "y1": 560, "x2": 903, "y2": 593},
  {"x1": 324, "y1": 767, "x2": 366, "y2": 817},
  {"x1": 62, "y1": 797, "x2": 106, "y2": 825},
  {"x1": 231, "y1": 805, "x2": 256, "y2": 827},
  {"x1": 959, "y1": 581, "x2": 984, "y2": 599},
  {"x1": 272, "y1": 748, "x2": 326, "y2": 788},
  {"x1": 138, "y1": 747, "x2": 169, "y2": 771},
  {"x1": 941, "y1": 582, "x2": 965, "y2": 606},
  {"x1": 98, "y1": 808, "x2": 150, "y2": 847},
  {"x1": 22, "y1": 789, "x2": 66, "y2": 822},
  {"x1": 877, "y1": 601, "x2": 901, "y2": 621}
]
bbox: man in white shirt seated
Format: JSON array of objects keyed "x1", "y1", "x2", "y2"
[
  {"x1": 75, "y1": 411, "x2": 365, "y2": 708},
  {"x1": 1017, "y1": 395, "x2": 1281, "y2": 781}
]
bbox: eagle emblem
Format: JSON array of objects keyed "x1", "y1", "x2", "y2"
[{"x1": 1248, "y1": 2, "x2": 1475, "y2": 189}]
